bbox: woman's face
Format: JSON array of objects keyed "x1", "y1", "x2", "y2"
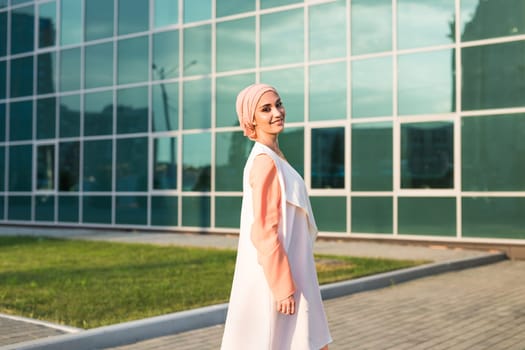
[{"x1": 253, "y1": 91, "x2": 286, "y2": 139}]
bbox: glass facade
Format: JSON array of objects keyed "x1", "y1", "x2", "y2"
[{"x1": 0, "y1": 0, "x2": 524, "y2": 243}]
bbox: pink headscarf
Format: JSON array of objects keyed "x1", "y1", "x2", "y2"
[{"x1": 235, "y1": 83, "x2": 278, "y2": 140}]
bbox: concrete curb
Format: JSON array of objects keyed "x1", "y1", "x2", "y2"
[{"x1": 2, "y1": 252, "x2": 506, "y2": 350}]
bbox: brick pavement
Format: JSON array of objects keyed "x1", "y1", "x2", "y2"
[{"x1": 0, "y1": 316, "x2": 66, "y2": 347}]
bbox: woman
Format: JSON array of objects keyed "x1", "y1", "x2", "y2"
[{"x1": 221, "y1": 83, "x2": 332, "y2": 350}]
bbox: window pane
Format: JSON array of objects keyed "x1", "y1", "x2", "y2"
[
  {"x1": 116, "y1": 137, "x2": 148, "y2": 192},
  {"x1": 183, "y1": 133, "x2": 211, "y2": 191},
  {"x1": 182, "y1": 196, "x2": 210, "y2": 227},
  {"x1": 309, "y1": 62, "x2": 346, "y2": 121},
  {"x1": 183, "y1": 78, "x2": 211, "y2": 129},
  {"x1": 260, "y1": 67, "x2": 303, "y2": 123},
  {"x1": 0, "y1": 61, "x2": 5, "y2": 99},
  {"x1": 10, "y1": 56, "x2": 34, "y2": 97},
  {"x1": 183, "y1": 25, "x2": 211, "y2": 76},
  {"x1": 154, "y1": 0, "x2": 178, "y2": 28},
  {"x1": 216, "y1": 0, "x2": 254, "y2": 17},
  {"x1": 58, "y1": 195, "x2": 78, "y2": 222},
  {"x1": 311, "y1": 127, "x2": 345, "y2": 189},
  {"x1": 8, "y1": 196, "x2": 31, "y2": 221},
  {"x1": 85, "y1": 0, "x2": 114, "y2": 41},
  {"x1": 352, "y1": 56, "x2": 393, "y2": 118},
  {"x1": 183, "y1": 0, "x2": 211, "y2": 23},
  {"x1": 398, "y1": 197, "x2": 455, "y2": 236},
  {"x1": 84, "y1": 90, "x2": 113, "y2": 136},
  {"x1": 0, "y1": 12, "x2": 6, "y2": 56},
  {"x1": 152, "y1": 82, "x2": 178, "y2": 132},
  {"x1": 215, "y1": 196, "x2": 242, "y2": 228},
  {"x1": 352, "y1": 122, "x2": 392, "y2": 191},
  {"x1": 462, "y1": 41, "x2": 525, "y2": 111},
  {"x1": 85, "y1": 42, "x2": 114, "y2": 89},
  {"x1": 83, "y1": 196, "x2": 111, "y2": 224},
  {"x1": 116, "y1": 195, "x2": 147, "y2": 225},
  {"x1": 397, "y1": 0, "x2": 455, "y2": 50},
  {"x1": 401, "y1": 122, "x2": 453, "y2": 189},
  {"x1": 216, "y1": 17, "x2": 255, "y2": 72},
  {"x1": 216, "y1": 74, "x2": 254, "y2": 128},
  {"x1": 309, "y1": 0, "x2": 346, "y2": 61},
  {"x1": 36, "y1": 97, "x2": 56, "y2": 140},
  {"x1": 0, "y1": 146, "x2": 3, "y2": 191},
  {"x1": 398, "y1": 49, "x2": 454, "y2": 115},
  {"x1": 151, "y1": 196, "x2": 178, "y2": 226},
  {"x1": 0, "y1": 197, "x2": 3, "y2": 220},
  {"x1": 462, "y1": 114, "x2": 525, "y2": 191},
  {"x1": 154, "y1": 137, "x2": 177, "y2": 190},
  {"x1": 261, "y1": 0, "x2": 301, "y2": 9},
  {"x1": 280, "y1": 127, "x2": 304, "y2": 176},
  {"x1": 37, "y1": 52, "x2": 57, "y2": 95},
  {"x1": 38, "y1": 1, "x2": 57, "y2": 48},
  {"x1": 37, "y1": 145, "x2": 55, "y2": 190},
  {"x1": 116, "y1": 86, "x2": 148, "y2": 134},
  {"x1": 153, "y1": 30, "x2": 179, "y2": 80},
  {"x1": 60, "y1": 0, "x2": 82, "y2": 45},
  {"x1": 215, "y1": 131, "x2": 252, "y2": 191},
  {"x1": 11, "y1": 5, "x2": 34, "y2": 54},
  {"x1": 352, "y1": 197, "x2": 392, "y2": 234},
  {"x1": 35, "y1": 195, "x2": 54, "y2": 222},
  {"x1": 0, "y1": 104, "x2": 5, "y2": 142},
  {"x1": 10, "y1": 100, "x2": 33, "y2": 141},
  {"x1": 463, "y1": 197, "x2": 525, "y2": 239},
  {"x1": 60, "y1": 47, "x2": 81, "y2": 92},
  {"x1": 461, "y1": 0, "x2": 525, "y2": 42},
  {"x1": 261, "y1": 9, "x2": 303, "y2": 67},
  {"x1": 83, "y1": 140, "x2": 112, "y2": 192},
  {"x1": 59, "y1": 94, "x2": 80, "y2": 138},
  {"x1": 9, "y1": 145, "x2": 32, "y2": 191},
  {"x1": 351, "y1": 0, "x2": 391, "y2": 55},
  {"x1": 59, "y1": 141, "x2": 80, "y2": 192},
  {"x1": 117, "y1": 36, "x2": 149, "y2": 85},
  {"x1": 310, "y1": 196, "x2": 346, "y2": 232},
  {"x1": 118, "y1": 0, "x2": 148, "y2": 35}
]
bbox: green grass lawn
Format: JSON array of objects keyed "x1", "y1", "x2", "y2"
[{"x1": 0, "y1": 236, "x2": 424, "y2": 329}]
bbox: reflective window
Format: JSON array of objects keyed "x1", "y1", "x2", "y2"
[
  {"x1": 183, "y1": 78, "x2": 211, "y2": 129},
  {"x1": 0, "y1": 197, "x2": 3, "y2": 220},
  {"x1": 215, "y1": 131, "x2": 252, "y2": 191},
  {"x1": 84, "y1": 91, "x2": 113, "y2": 136},
  {"x1": 154, "y1": 137, "x2": 177, "y2": 190},
  {"x1": 215, "y1": 196, "x2": 242, "y2": 228},
  {"x1": 311, "y1": 127, "x2": 345, "y2": 189},
  {"x1": 398, "y1": 197, "x2": 455, "y2": 236},
  {"x1": 59, "y1": 141, "x2": 80, "y2": 192},
  {"x1": 352, "y1": 56, "x2": 393, "y2": 118},
  {"x1": 0, "y1": 12, "x2": 6, "y2": 56},
  {"x1": 8, "y1": 196, "x2": 31, "y2": 221},
  {"x1": 351, "y1": 0, "x2": 391, "y2": 55},
  {"x1": 280, "y1": 127, "x2": 304, "y2": 176},
  {"x1": 0, "y1": 0, "x2": 5, "y2": 8},
  {"x1": 12, "y1": 0, "x2": 32, "y2": 5},
  {"x1": 462, "y1": 114, "x2": 525, "y2": 191},
  {"x1": 261, "y1": 0, "x2": 301, "y2": 9},
  {"x1": 352, "y1": 197, "x2": 392, "y2": 234},
  {"x1": 37, "y1": 144, "x2": 55, "y2": 190},
  {"x1": 85, "y1": 42, "x2": 114, "y2": 89},
  {"x1": 151, "y1": 196, "x2": 178, "y2": 226},
  {"x1": 60, "y1": 47, "x2": 81, "y2": 92},
  {"x1": 10, "y1": 100, "x2": 33, "y2": 141},
  {"x1": 310, "y1": 196, "x2": 346, "y2": 232},
  {"x1": 216, "y1": 17, "x2": 255, "y2": 72},
  {"x1": 83, "y1": 196, "x2": 111, "y2": 223},
  {"x1": 0, "y1": 146, "x2": 3, "y2": 191},
  {"x1": 35, "y1": 196, "x2": 54, "y2": 221},
  {"x1": 118, "y1": 0, "x2": 148, "y2": 35},
  {"x1": 10, "y1": 56, "x2": 33, "y2": 97},
  {"x1": 116, "y1": 137, "x2": 148, "y2": 192},
  {"x1": 37, "y1": 52, "x2": 57, "y2": 95},
  {"x1": 309, "y1": 0, "x2": 346, "y2": 61},
  {"x1": 462, "y1": 41, "x2": 525, "y2": 111},
  {"x1": 309, "y1": 62, "x2": 346, "y2": 121},
  {"x1": 352, "y1": 122, "x2": 392, "y2": 191},
  {"x1": 152, "y1": 82, "x2": 178, "y2": 132},
  {"x1": 60, "y1": 0, "x2": 82, "y2": 46},
  {"x1": 183, "y1": 0, "x2": 211, "y2": 23},
  {"x1": 117, "y1": 36, "x2": 149, "y2": 85},
  {"x1": 261, "y1": 68, "x2": 304, "y2": 123},
  {"x1": 9, "y1": 145, "x2": 32, "y2": 191},
  {"x1": 461, "y1": 0, "x2": 525, "y2": 42},
  {"x1": 11, "y1": 5, "x2": 34, "y2": 54},
  {"x1": 0, "y1": 104, "x2": 5, "y2": 142},
  {"x1": 116, "y1": 195, "x2": 147, "y2": 225},
  {"x1": 83, "y1": 139, "x2": 112, "y2": 192},
  {"x1": 216, "y1": 0, "x2": 254, "y2": 17},
  {"x1": 261, "y1": 9, "x2": 303, "y2": 67},
  {"x1": 183, "y1": 25, "x2": 211, "y2": 76},
  {"x1": 182, "y1": 196, "x2": 210, "y2": 227},
  {"x1": 154, "y1": 0, "x2": 178, "y2": 28},
  {"x1": 463, "y1": 197, "x2": 525, "y2": 239},
  {"x1": 38, "y1": 1, "x2": 57, "y2": 48},
  {"x1": 0, "y1": 61, "x2": 4, "y2": 99},
  {"x1": 398, "y1": 49, "x2": 454, "y2": 115},
  {"x1": 397, "y1": 0, "x2": 455, "y2": 50},
  {"x1": 58, "y1": 196, "x2": 78, "y2": 222},
  {"x1": 401, "y1": 122, "x2": 453, "y2": 189},
  {"x1": 85, "y1": 0, "x2": 114, "y2": 41},
  {"x1": 153, "y1": 30, "x2": 179, "y2": 81},
  {"x1": 117, "y1": 86, "x2": 148, "y2": 134},
  {"x1": 183, "y1": 132, "x2": 211, "y2": 191},
  {"x1": 216, "y1": 74, "x2": 254, "y2": 128},
  {"x1": 36, "y1": 97, "x2": 56, "y2": 139},
  {"x1": 59, "y1": 94, "x2": 80, "y2": 138}
]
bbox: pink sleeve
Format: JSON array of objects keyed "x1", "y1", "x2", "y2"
[{"x1": 249, "y1": 154, "x2": 296, "y2": 301}]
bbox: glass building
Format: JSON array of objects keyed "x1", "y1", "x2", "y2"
[{"x1": 0, "y1": 0, "x2": 524, "y2": 244}]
